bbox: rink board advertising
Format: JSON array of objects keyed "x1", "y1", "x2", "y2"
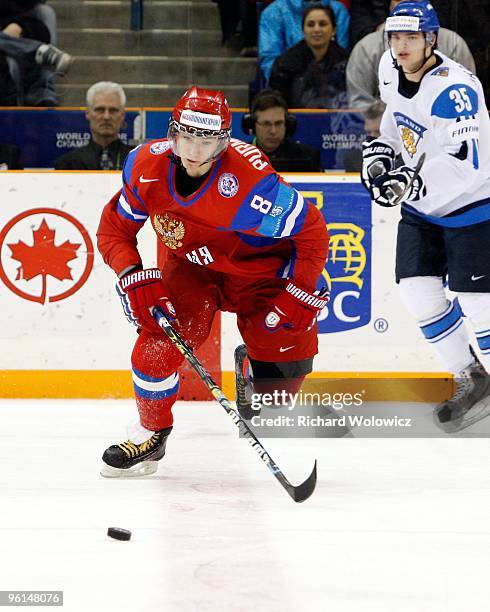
[
  {"x1": 292, "y1": 181, "x2": 372, "y2": 334},
  {"x1": 0, "y1": 173, "x2": 452, "y2": 404}
]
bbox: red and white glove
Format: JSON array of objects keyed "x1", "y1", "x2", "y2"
[
  {"x1": 261, "y1": 282, "x2": 329, "y2": 334},
  {"x1": 116, "y1": 267, "x2": 176, "y2": 333}
]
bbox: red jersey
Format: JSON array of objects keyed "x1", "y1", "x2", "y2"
[{"x1": 97, "y1": 138, "x2": 329, "y2": 291}]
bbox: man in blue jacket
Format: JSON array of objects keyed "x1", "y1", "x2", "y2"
[{"x1": 259, "y1": 0, "x2": 350, "y2": 82}]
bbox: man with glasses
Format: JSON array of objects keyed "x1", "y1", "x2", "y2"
[
  {"x1": 54, "y1": 81, "x2": 132, "y2": 170},
  {"x1": 243, "y1": 89, "x2": 322, "y2": 172}
]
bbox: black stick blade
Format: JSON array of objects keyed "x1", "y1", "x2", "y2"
[{"x1": 288, "y1": 460, "x2": 317, "y2": 503}]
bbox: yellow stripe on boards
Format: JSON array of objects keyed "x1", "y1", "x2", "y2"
[
  {"x1": 0, "y1": 370, "x2": 454, "y2": 402},
  {"x1": 221, "y1": 371, "x2": 454, "y2": 404},
  {"x1": 0, "y1": 371, "x2": 133, "y2": 399}
]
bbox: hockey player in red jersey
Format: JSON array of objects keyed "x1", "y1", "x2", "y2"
[{"x1": 97, "y1": 86, "x2": 329, "y2": 477}]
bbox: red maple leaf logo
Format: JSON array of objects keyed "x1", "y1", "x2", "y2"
[{"x1": 8, "y1": 218, "x2": 81, "y2": 304}]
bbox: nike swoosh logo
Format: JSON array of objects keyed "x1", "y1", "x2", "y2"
[
  {"x1": 279, "y1": 346, "x2": 295, "y2": 353},
  {"x1": 383, "y1": 80, "x2": 391, "y2": 85},
  {"x1": 139, "y1": 175, "x2": 159, "y2": 183},
  {"x1": 471, "y1": 274, "x2": 486, "y2": 281}
]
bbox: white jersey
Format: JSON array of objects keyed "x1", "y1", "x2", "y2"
[{"x1": 378, "y1": 49, "x2": 490, "y2": 224}]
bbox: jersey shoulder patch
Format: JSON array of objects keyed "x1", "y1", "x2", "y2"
[
  {"x1": 431, "y1": 83, "x2": 479, "y2": 119},
  {"x1": 148, "y1": 140, "x2": 172, "y2": 155},
  {"x1": 123, "y1": 141, "x2": 170, "y2": 186},
  {"x1": 430, "y1": 65, "x2": 450, "y2": 78}
]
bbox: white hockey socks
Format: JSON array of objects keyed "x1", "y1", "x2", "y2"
[
  {"x1": 126, "y1": 420, "x2": 156, "y2": 444},
  {"x1": 457, "y1": 293, "x2": 490, "y2": 374},
  {"x1": 399, "y1": 277, "x2": 473, "y2": 374}
]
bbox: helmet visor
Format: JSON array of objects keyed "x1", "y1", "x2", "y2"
[{"x1": 168, "y1": 121, "x2": 230, "y2": 163}]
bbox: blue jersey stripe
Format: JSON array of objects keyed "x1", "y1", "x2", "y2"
[
  {"x1": 117, "y1": 201, "x2": 147, "y2": 223},
  {"x1": 472, "y1": 138, "x2": 479, "y2": 170},
  {"x1": 118, "y1": 189, "x2": 148, "y2": 222},
  {"x1": 122, "y1": 146, "x2": 140, "y2": 185},
  {"x1": 229, "y1": 174, "x2": 280, "y2": 231},
  {"x1": 403, "y1": 199, "x2": 490, "y2": 227},
  {"x1": 235, "y1": 233, "x2": 278, "y2": 247},
  {"x1": 258, "y1": 183, "x2": 300, "y2": 237}
]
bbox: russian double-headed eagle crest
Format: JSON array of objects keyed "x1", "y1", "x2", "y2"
[{"x1": 153, "y1": 213, "x2": 185, "y2": 250}]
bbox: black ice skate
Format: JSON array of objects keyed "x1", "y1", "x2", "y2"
[
  {"x1": 100, "y1": 427, "x2": 172, "y2": 478},
  {"x1": 234, "y1": 344, "x2": 256, "y2": 420},
  {"x1": 434, "y1": 359, "x2": 490, "y2": 433}
]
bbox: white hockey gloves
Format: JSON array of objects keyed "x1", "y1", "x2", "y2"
[{"x1": 372, "y1": 166, "x2": 427, "y2": 207}]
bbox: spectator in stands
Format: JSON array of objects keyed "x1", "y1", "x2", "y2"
[
  {"x1": 33, "y1": 2, "x2": 57, "y2": 44},
  {"x1": 213, "y1": 0, "x2": 240, "y2": 45},
  {"x1": 213, "y1": 1, "x2": 266, "y2": 58},
  {"x1": 238, "y1": 1, "x2": 260, "y2": 58},
  {"x1": 269, "y1": 4, "x2": 348, "y2": 108},
  {"x1": 243, "y1": 88, "x2": 322, "y2": 171},
  {"x1": 0, "y1": 143, "x2": 23, "y2": 169},
  {"x1": 363, "y1": 98, "x2": 385, "y2": 140},
  {"x1": 259, "y1": 0, "x2": 350, "y2": 82},
  {"x1": 349, "y1": 0, "x2": 390, "y2": 46},
  {"x1": 55, "y1": 82, "x2": 132, "y2": 170},
  {"x1": 346, "y1": 0, "x2": 475, "y2": 109},
  {"x1": 0, "y1": 0, "x2": 72, "y2": 106},
  {"x1": 342, "y1": 99, "x2": 386, "y2": 171}
]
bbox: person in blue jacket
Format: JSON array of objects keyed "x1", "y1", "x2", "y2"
[{"x1": 259, "y1": 0, "x2": 350, "y2": 83}]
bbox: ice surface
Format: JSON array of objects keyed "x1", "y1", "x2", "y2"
[{"x1": 0, "y1": 399, "x2": 489, "y2": 612}]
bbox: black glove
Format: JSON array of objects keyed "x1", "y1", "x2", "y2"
[
  {"x1": 372, "y1": 166, "x2": 426, "y2": 207},
  {"x1": 361, "y1": 139, "x2": 396, "y2": 194}
]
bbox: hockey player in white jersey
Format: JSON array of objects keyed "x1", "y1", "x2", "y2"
[{"x1": 361, "y1": 1, "x2": 490, "y2": 432}]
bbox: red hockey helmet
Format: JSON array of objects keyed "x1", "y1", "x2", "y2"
[{"x1": 168, "y1": 87, "x2": 232, "y2": 162}]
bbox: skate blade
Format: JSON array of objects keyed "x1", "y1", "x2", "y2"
[
  {"x1": 434, "y1": 397, "x2": 490, "y2": 433},
  {"x1": 100, "y1": 461, "x2": 159, "y2": 478}
]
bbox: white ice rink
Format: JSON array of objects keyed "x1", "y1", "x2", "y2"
[{"x1": 1, "y1": 399, "x2": 489, "y2": 612}]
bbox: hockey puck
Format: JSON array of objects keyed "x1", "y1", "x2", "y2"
[{"x1": 107, "y1": 527, "x2": 131, "y2": 541}]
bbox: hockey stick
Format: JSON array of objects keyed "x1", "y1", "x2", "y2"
[
  {"x1": 152, "y1": 305, "x2": 317, "y2": 503},
  {"x1": 391, "y1": 152, "x2": 426, "y2": 206}
]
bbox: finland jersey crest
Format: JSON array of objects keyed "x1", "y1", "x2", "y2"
[{"x1": 393, "y1": 112, "x2": 427, "y2": 157}]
